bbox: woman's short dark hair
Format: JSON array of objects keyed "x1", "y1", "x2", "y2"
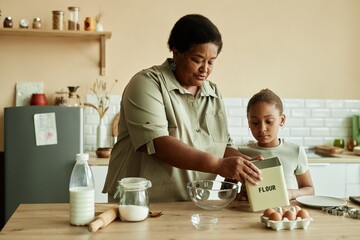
[{"x1": 167, "y1": 14, "x2": 223, "y2": 54}]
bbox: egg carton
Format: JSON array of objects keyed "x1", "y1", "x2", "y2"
[{"x1": 260, "y1": 216, "x2": 313, "y2": 231}]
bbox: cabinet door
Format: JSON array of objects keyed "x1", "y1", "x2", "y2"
[
  {"x1": 346, "y1": 164, "x2": 360, "y2": 197},
  {"x1": 308, "y1": 163, "x2": 346, "y2": 198},
  {"x1": 90, "y1": 166, "x2": 108, "y2": 203}
]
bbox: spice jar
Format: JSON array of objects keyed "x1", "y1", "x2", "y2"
[
  {"x1": 347, "y1": 139, "x2": 358, "y2": 151},
  {"x1": 3, "y1": 16, "x2": 13, "y2": 28},
  {"x1": 54, "y1": 89, "x2": 68, "y2": 106},
  {"x1": 32, "y1": 17, "x2": 42, "y2": 29},
  {"x1": 52, "y1": 10, "x2": 64, "y2": 30},
  {"x1": 68, "y1": 6, "x2": 80, "y2": 30},
  {"x1": 115, "y1": 178, "x2": 152, "y2": 222},
  {"x1": 84, "y1": 17, "x2": 96, "y2": 31}
]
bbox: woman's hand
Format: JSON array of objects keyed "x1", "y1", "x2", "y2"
[{"x1": 218, "y1": 156, "x2": 262, "y2": 185}]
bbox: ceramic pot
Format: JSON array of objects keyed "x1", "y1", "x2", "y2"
[{"x1": 30, "y1": 93, "x2": 47, "y2": 106}]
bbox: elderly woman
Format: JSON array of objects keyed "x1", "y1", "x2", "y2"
[{"x1": 103, "y1": 14, "x2": 262, "y2": 203}]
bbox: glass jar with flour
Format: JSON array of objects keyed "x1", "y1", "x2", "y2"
[{"x1": 115, "y1": 178, "x2": 152, "y2": 222}]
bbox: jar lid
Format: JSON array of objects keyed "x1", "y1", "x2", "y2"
[
  {"x1": 118, "y1": 177, "x2": 152, "y2": 190},
  {"x1": 52, "y1": 10, "x2": 64, "y2": 15},
  {"x1": 68, "y1": 6, "x2": 80, "y2": 11}
]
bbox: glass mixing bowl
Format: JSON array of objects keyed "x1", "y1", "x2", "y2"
[{"x1": 187, "y1": 180, "x2": 239, "y2": 210}]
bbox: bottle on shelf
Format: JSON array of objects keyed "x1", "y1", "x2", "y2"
[{"x1": 69, "y1": 153, "x2": 95, "y2": 226}]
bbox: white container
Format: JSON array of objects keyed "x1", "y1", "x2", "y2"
[
  {"x1": 116, "y1": 177, "x2": 152, "y2": 222},
  {"x1": 69, "y1": 153, "x2": 95, "y2": 226}
]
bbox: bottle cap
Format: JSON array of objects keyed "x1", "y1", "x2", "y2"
[{"x1": 76, "y1": 153, "x2": 89, "y2": 161}]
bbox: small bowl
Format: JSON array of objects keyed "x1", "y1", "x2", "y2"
[
  {"x1": 191, "y1": 214, "x2": 218, "y2": 230},
  {"x1": 187, "y1": 180, "x2": 239, "y2": 210},
  {"x1": 96, "y1": 147, "x2": 112, "y2": 158}
]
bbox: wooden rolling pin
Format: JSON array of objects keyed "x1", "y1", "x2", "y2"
[{"x1": 88, "y1": 206, "x2": 119, "y2": 232}]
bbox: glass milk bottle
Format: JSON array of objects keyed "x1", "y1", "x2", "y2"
[
  {"x1": 69, "y1": 153, "x2": 95, "y2": 226},
  {"x1": 115, "y1": 178, "x2": 152, "y2": 222}
]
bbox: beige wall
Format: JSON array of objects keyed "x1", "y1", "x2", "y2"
[{"x1": 1, "y1": 0, "x2": 360, "y2": 151}]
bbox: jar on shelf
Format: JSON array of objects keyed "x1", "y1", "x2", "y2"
[
  {"x1": 32, "y1": 17, "x2": 42, "y2": 29},
  {"x1": 84, "y1": 17, "x2": 96, "y2": 31},
  {"x1": 54, "y1": 89, "x2": 68, "y2": 106},
  {"x1": 68, "y1": 6, "x2": 80, "y2": 31},
  {"x1": 52, "y1": 10, "x2": 64, "y2": 30},
  {"x1": 3, "y1": 16, "x2": 13, "y2": 28}
]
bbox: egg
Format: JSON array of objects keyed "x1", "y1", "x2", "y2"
[
  {"x1": 269, "y1": 212, "x2": 283, "y2": 221},
  {"x1": 297, "y1": 209, "x2": 310, "y2": 219},
  {"x1": 263, "y1": 208, "x2": 275, "y2": 218},
  {"x1": 283, "y1": 210, "x2": 296, "y2": 221}
]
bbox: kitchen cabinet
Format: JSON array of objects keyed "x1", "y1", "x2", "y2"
[
  {"x1": 90, "y1": 166, "x2": 108, "y2": 203},
  {"x1": 309, "y1": 163, "x2": 360, "y2": 198},
  {"x1": 0, "y1": 28, "x2": 112, "y2": 75},
  {"x1": 346, "y1": 164, "x2": 360, "y2": 197}
]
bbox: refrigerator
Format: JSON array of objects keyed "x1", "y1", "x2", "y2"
[{"x1": 4, "y1": 106, "x2": 83, "y2": 224}]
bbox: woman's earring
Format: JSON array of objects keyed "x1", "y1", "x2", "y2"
[{"x1": 170, "y1": 62, "x2": 177, "y2": 71}]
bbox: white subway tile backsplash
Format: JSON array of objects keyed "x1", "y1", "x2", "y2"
[
  {"x1": 227, "y1": 117, "x2": 243, "y2": 127},
  {"x1": 331, "y1": 109, "x2": 351, "y2": 118},
  {"x1": 350, "y1": 109, "x2": 360, "y2": 115},
  {"x1": 290, "y1": 128, "x2": 310, "y2": 136},
  {"x1": 223, "y1": 98, "x2": 243, "y2": 107},
  {"x1": 325, "y1": 100, "x2": 344, "y2": 108},
  {"x1": 285, "y1": 118, "x2": 304, "y2": 127},
  {"x1": 324, "y1": 118, "x2": 349, "y2": 128},
  {"x1": 304, "y1": 118, "x2": 324, "y2": 127},
  {"x1": 344, "y1": 100, "x2": 360, "y2": 108},
  {"x1": 304, "y1": 100, "x2": 325, "y2": 108},
  {"x1": 82, "y1": 95, "x2": 360, "y2": 151},
  {"x1": 311, "y1": 109, "x2": 331, "y2": 118},
  {"x1": 303, "y1": 137, "x2": 324, "y2": 147},
  {"x1": 283, "y1": 99, "x2": 304, "y2": 108},
  {"x1": 330, "y1": 128, "x2": 351, "y2": 137},
  {"x1": 291, "y1": 109, "x2": 311, "y2": 117},
  {"x1": 227, "y1": 107, "x2": 246, "y2": 117},
  {"x1": 278, "y1": 128, "x2": 290, "y2": 137},
  {"x1": 310, "y1": 128, "x2": 330, "y2": 137}
]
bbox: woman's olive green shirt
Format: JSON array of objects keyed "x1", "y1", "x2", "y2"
[{"x1": 103, "y1": 59, "x2": 234, "y2": 202}]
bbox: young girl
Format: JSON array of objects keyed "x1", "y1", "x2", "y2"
[{"x1": 240, "y1": 89, "x2": 314, "y2": 200}]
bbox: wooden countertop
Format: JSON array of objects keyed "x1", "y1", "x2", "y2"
[{"x1": 1, "y1": 201, "x2": 359, "y2": 239}]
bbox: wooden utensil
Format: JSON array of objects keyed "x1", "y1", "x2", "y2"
[
  {"x1": 314, "y1": 145, "x2": 344, "y2": 156},
  {"x1": 88, "y1": 206, "x2": 119, "y2": 232}
]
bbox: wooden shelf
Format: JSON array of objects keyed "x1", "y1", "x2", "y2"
[{"x1": 0, "y1": 29, "x2": 112, "y2": 75}]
